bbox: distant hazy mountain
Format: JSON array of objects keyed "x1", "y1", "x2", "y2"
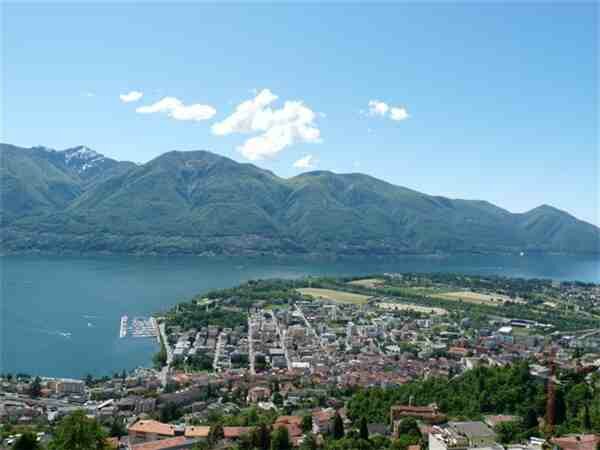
[{"x1": 2, "y1": 144, "x2": 598, "y2": 255}]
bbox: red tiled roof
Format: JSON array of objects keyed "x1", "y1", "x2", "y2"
[
  {"x1": 131, "y1": 436, "x2": 188, "y2": 450},
  {"x1": 552, "y1": 434, "x2": 600, "y2": 450},
  {"x1": 129, "y1": 420, "x2": 175, "y2": 436},
  {"x1": 224, "y1": 426, "x2": 253, "y2": 439},
  {"x1": 185, "y1": 426, "x2": 210, "y2": 438}
]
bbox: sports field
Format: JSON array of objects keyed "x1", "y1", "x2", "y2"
[{"x1": 297, "y1": 288, "x2": 371, "y2": 305}]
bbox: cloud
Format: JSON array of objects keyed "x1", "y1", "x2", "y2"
[
  {"x1": 368, "y1": 100, "x2": 389, "y2": 117},
  {"x1": 120, "y1": 91, "x2": 143, "y2": 103},
  {"x1": 293, "y1": 154, "x2": 317, "y2": 169},
  {"x1": 83, "y1": 92, "x2": 95, "y2": 98},
  {"x1": 367, "y1": 100, "x2": 409, "y2": 121},
  {"x1": 136, "y1": 96, "x2": 216, "y2": 121},
  {"x1": 390, "y1": 107, "x2": 409, "y2": 121},
  {"x1": 212, "y1": 89, "x2": 321, "y2": 161}
]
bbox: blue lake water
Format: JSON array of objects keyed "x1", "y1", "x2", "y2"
[{"x1": 1, "y1": 253, "x2": 598, "y2": 378}]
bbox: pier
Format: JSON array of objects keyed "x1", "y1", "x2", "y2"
[{"x1": 118, "y1": 316, "x2": 158, "y2": 339}]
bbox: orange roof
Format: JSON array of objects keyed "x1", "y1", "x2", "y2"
[
  {"x1": 552, "y1": 434, "x2": 600, "y2": 450},
  {"x1": 224, "y1": 426, "x2": 253, "y2": 439},
  {"x1": 185, "y1": 426, "x2": 210, "y2": 438},
  {"x1": 132, "y1": 437, "x2": 188, "y2": 450},
  {"x1": 129, "y1": 420, "x2": 176, "y2": 436},
  {"x1": 408, "y1": 445, "x2": 421, "y2": 450},
  {"x1": 275, "y1": 415, "x2": 303, "y2": 426},
  {"x1": 274, "y1": 422, "x2": 303, "y2": 437}
]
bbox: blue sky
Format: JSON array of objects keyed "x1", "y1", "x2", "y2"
[{"x1": 2, "y1": 2, "x2": 598, "y2": 225}]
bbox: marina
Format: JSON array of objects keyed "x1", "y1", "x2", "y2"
[{"x1": 119, "y1": 315, "x2": 157, "y2": 339}]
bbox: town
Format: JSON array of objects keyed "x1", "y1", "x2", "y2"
[{"x1": 2, "y1": 273, "x2": 600, "y2": 450}]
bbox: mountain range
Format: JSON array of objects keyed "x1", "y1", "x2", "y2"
[{"x1": 1, "y1": 143, "x2": 598, "y2": 256}]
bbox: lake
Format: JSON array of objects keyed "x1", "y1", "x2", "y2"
[{"x1": 1, "y1": 253, "x2": 598, "y2": 378}]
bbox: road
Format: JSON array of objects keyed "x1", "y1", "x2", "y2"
[
  {"x1": 248, "y1": 315, "x2": 256, "y2": 375},
  {"x1": 158, "y1": 322, "x2": 173, "y2": 388}
]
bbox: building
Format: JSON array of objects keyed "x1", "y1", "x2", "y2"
[
  {"x1": 429, "y1": 422, "x2": 498, "y2": 450},
  {"x1": 128, "y1": 420, "x2": 176, "y2": 444},
  {"x1": 52, "y1": 378, "x2": 85, "y2": 395},
  {"x1": 247, "y1": 386, "x2": 271, "y2": 403},
  {"x1": 391, "y1": 404, "x2": 447, "y2": 433}
]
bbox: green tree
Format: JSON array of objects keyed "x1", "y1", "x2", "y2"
[
  {"x1": 49, "y1": 410, "x2": 110, "y2": 450},
  {"x1": 523, "y1": 408, "x2": 538, "y2": 431},
  {"x1": 29, "y1": 376, "x2": 42, "y2": 398},
  {"x1": 300, "y1": 434, "x2": 319, "y2": 450},
  {"x1": 13, "y1": 432, "x2": 40, "y2": 450},
  {"x1": 271, "y1": 426, "x2": 292, "y2": 450},
  {"x1": 109, "y1": 418, "x2": 126, "y2": 438},
  {"x1": 495, "y1": 421, "x2": 521, "y2": 444},
  {"x1": 396, "y1": 417, "x2": 420, "y2": 437},
  {"x1": 273, "y1": 392, "x2": 284, "y2": 406},
  {"x1": 208, "y1": 423, "x2": 224, "y2": 446},
  {"x1": 332, "y1": 413, "x2": 344, "y2": 440},
  {"x1": 302, "y1": 414, "x2": 313, "y2": 433},
  {"x1": 255, "y1": 423, "x2": 271, "y2": 450},
  {"x1": 359, "y1": 417, "x2": 369, "y2": 441}
]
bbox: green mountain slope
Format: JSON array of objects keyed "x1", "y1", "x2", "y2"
[{"x1": 1, "y1": 144, "x2": 598, "y2": 255}]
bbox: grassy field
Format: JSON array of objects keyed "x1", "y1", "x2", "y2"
[
  {"x1": 378, "y1": 302, "x2": 447, "y2": 315},
  {"x1": 297, "y1": 288, "x2": 371, "y2": 305},
  {"x1": 431, "y1": 290, "x2": 523, "y2": 306},
  {"x1": 348, "y1": 278, "x2": 385, "y2": 288}
]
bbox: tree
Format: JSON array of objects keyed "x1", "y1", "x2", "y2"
[
  {"x1": 359, "y1": 417, "x2": 369, "y2": 441},
  {"x1": 302, "y1": 414, "x2": 313, "y2": 433},
  {"x1": 300, "y1": 434, "x2": 319, "y2": 450},
  {"x1": 495, "y1": 421, "x2": 521, "y2": 444},
  {"x1": 109, "y1": 418, "x2": 126, "y2": 438},
  {"x1": 523, "y1": 408, "x2": 538, "y2": 431},
  {"x1": 273, "y1": 392, "x2": 284, "y2": 406},
  {"x1": 29, "y1": 376, "x2": 42, "y2": 398},
  {"x1": 208, "y1": 423, "x2": 224, "y2": 446},
  {"x1": 49, "y1": 410, "x2": 110, "y2": 450},
  {"x1": 255, "y1": 423, "x2": 271, "y2": 450},
  {"x1": 271, "y1": 426, "x2": 292, "y2": 450},
  {"x1": 396, "y1": 417, "x2": 420, "y2": 437},
  {"x1": 332, "y1": 413, "x2": 345, "y2": 440},
  {"x1": 13, "y1": 433, "x2": 40, "y2": 450}
]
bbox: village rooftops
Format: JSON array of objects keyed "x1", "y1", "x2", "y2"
[
  {"x1": 184, "y1": 426, "x2": 210, "y2": 438},
  {"x1": 223, "y1": 426, "x2": 254, "y2": 439},
  {"x1": 129, "y1": 419, "x2": 176, "y2": 436},
  {"x1": 131, "y1": 436, "x2": 190, "y2": 450},
  {"x1": 551, "y1": 434, "x2": 600, "y2": 450}
]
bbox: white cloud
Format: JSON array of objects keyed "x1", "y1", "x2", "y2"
[
  {"x1": 367, "y1": 100, "x2": 409, "y2": 121},
  {"x1": 120, "y1": 91, "x2": 143, "y2": 103},
  {"x1": 136, "y1": 96, "x2": 216, "y2": 121},
  {"x1": 368, "y1": 100, "x2": 389, "y2": 117},
  {"x1": 212, "y1": 89, "x2": 321, "y2": 161},
  {"x1": 293, "y1": 154, "x2": 317, "y2": 169},
  {"x1": 83, "y1": 92, "x2": 95, "y2": 98},
  {"x1": 390, "y1": 106, "x2": 409, "y2": 121}
]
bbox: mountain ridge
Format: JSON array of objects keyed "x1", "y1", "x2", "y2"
[{"x1": 1, "y1": 143, "x2": 598, "y2": 256}]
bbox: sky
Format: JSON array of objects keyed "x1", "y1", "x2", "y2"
[{"x1": 2, "y1": 2, "x2": 598, "y2": 225}]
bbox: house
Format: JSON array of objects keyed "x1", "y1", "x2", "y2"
[
  {"x1": 447, "y1": 421, "x2": 497, "y2": 447},
  {"x1": 223, "y1": 426, "x2": 254, "y2": 442},
  {"x1": 484, "y1": 415, "x2": 520, "y2": 429},
  {"x1": 184, "y1": 426, "x2": 210, "y2": 440},
  {"x1": 247, "y1": 386, "x2": 271, "y2": 403},
  {"x1": 312, "y1": 408, "x2": 336, "y2": 435},
  {"x1": 429, "y1": 422, "x2": 498, "y2": 450},
  {"x1": 274, "y1": 415, "x2": 303, "y2": 439},
  {"x1": 128, "y1": 420, "x2": 176, "y2": 444},
  {"x1": 391, "y1": 404, "x2": 447, "y2": 435},
  {"x1": 130, "y1": 436, "x2": 197, "y2": 450},
  {"x1": 551, "y1": 434, "x2": 600, "y2": 450}
]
